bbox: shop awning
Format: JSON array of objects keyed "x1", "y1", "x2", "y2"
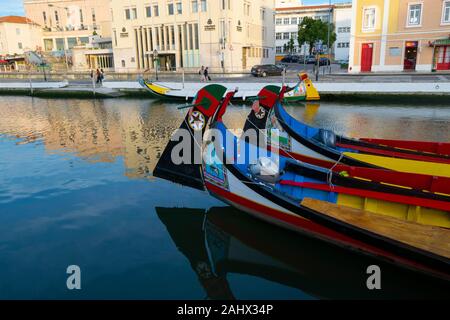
[
  {"x1": 0, "y1": 60, "x2": 8, "y2": 64},
  {"x1": 433, "y1": 39, "x2": 450, "y2": 46}
]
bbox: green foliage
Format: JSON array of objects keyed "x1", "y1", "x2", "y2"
[
  {"x1": 287, "y1": 38, "x2": 295, "y2": 54},
  {"x1": 297, "y1": 16, "x2": 337, "y2": 55}
]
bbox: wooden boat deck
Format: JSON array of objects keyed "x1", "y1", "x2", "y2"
[{"x1": 301, "y1": 198, "x2": 450, "y2": 259}]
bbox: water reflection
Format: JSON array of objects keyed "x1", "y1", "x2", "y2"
[
  {"x1": 157, "y1": 206, "x2": 450, "y2": 299},
  {"x1": 0, "y1": 96, "x2": 450, "y2": 299},
  {"x1": 1, "y1": 97, "x2": 449, "y2": 181}
]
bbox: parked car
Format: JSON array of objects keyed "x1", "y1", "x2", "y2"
[
  {"x1": 276, "y1": 62, "x2": 288, "y2": 70},
  {"x1": 305, "y1": 55, "x2": 316, "y2": 64},
  {"x1": 281, "y1": 55, "x2": 300, "y2": 63},
  {"x1": 251, "y1": 64, "x2": 284, "y2": 77}
]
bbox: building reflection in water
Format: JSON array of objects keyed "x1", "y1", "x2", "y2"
[{"x1": 1, "y1": 97, "x2": 449, "y2": 180}]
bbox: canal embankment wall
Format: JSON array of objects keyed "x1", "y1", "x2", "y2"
[{"x1": 1, "y1": 81, "x2": 450, "y2": 103}]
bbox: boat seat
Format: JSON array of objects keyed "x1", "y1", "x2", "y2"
[{"x1": 316, "y1": 129, "x2": 336, "y2": 147}]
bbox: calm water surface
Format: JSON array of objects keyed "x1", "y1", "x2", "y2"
[{"x1": 0, "y1": 96, "x2": 449, "y2": 299}]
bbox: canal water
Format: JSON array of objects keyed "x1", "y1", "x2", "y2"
[{"x1": 0, "y1": 96, "x2": 449, "y2": 299}]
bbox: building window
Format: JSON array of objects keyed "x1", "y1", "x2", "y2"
[
  {"x1": 283, "y1": 32, "x2": 289, "y2": 40},
  {"x1": 276, "y1": 18, "x2": 282, "y2": 25},
  {"x1": 291, "y1": 17, "x2": 297, "y2": 25},
  {"x1": 408, "y1": 3, "x2": 422, "y2": 26},
  {"x1": 276, "y1": 46, "x2": 282, "y2": 54},
  {"x1": 276, "y1": 32, "x2": 281, "y2": 40},
  {"x1": 261, "y1": 8, "x2": 265, "y2": 20},
  {"x1": 200, "y1": 0, "x2": 207, "y2": 12},
  {"x1": 443, "y1": 1, "x2": 450, "y2": 23},
  {"x1": 291, "y1": 32, "x2": 297, "y2": 39},
  {"x1": 177, "y1": 2, "x2": 182, "y2": 14},
  {"x1": 194, "y1": 23, "x2": 199, "y2": 49},
  {"x1": 283, "y1": 18, "x2": 289, "y2": 25},
  {"x1": 146, "y1": 6, "x2": 151, "y2": 17},
  {"x1": 222, "y1": 0, "x2": 226, "y2": 10},
  {"x1": 244, "y1": 3, "x2": 250, "y2": 16},
  {"x1": 67, "y1": 37, "x2": 77, "y2": 49},
  {"x1": 55, "y1": 10, "x2": 59, "y2": 25},
  {"x1": 338, "y1": 27, "x2": 350, "y2": 33},
  {"x1": 362, "y1": 7, "x2": 376, "y2": 30},
  {"x1": 18, "y1": 42, "x2": 23, "y2": 49},
  {"x1": 43, "y1": 11, "x2": 47, "y2": 26},
  {"x1": 80, "y1": 9, "x2": 84, "y2": 25},
  {"x1": 154, "y1": 5, "x2": 159, "y2": 16},
  {"x1": 168, "y1": 3, "x2": 174, "y2": 15},
  {"x1": 192, "y1": 0, "x2": 198, "y2": 13},
  {"x1": 125, "y1": 8, "x2": 137, "y2": 20},
  {"x1": 121, "y1": 60, "x2": 125, "y2": 67},
  {"x1": 44, "y1": 39, "x2": 53, "y2": 51}
]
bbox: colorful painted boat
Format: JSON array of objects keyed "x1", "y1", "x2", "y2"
[
  {"x1": 242, "y1": 85, "x2": 450, "y2": 198},
  {"x1": 154, "y1": 85, "x2": 450, "y2": 280},
  {"x1": 138, "y1": 73, "x2": 319, "y2": 102},
  {"x1": 201, "y1": 101, "x2": 450, "y2": 280},
  {"x1": 262, "y1": 100, "x2": 450, "y2": 178}
]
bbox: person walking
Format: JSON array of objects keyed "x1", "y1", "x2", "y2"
[
  {"x1": 199, "y1": 66, "x2": 205, "y2": 82},
  {"x1": 204, "y1": 67, "x2": 210, "y2": 82},
  {"x1": 100, "y1": 68, "x2": 105, "y2": 84},
  {"x1": 96, "y1": 69, "x2": 101, "y2": 86}
]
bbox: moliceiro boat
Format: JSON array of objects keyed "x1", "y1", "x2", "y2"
[
  {"x1": 154, "y1": 84, "x2": 450, "y2": 281},
  {"x1": 260, "y1": 98, "x2": 450, "y2": 178},
  {"x1": 138, "y1": 73, "x2": 319, "y2": 102}
]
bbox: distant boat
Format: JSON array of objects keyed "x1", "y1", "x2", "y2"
[{"x1": 138, "y1": 73, "x2": 320, "y2": 102}]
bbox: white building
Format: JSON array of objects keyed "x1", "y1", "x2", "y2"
[
  {"x1": 23, "y1": 0, "x2": 114, "y2": 70},
  {"x1": 275, "y1": 2, "x2": 352, "y2": 61},
  {"x1": 333, "y1": 3, "x2": 351, "y2": 62},
  {"x1": 0, "y1": 16, "x2": 42, "y2": 70},
  {"x1": 110, "y1": 0, "x2": 275, "y2": 73},
  {"x1": 275, "y1": 2, "x2": 333, "y2": 59},
  {"x1": 0, "y1": 16, "x2": 42, "y2": 55}
]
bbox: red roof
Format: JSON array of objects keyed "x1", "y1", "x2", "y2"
[{"x1": 0, "y1": 16, "x2": 37, "y2": 25}]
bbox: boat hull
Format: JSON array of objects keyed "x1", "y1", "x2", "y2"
[{"x1": 271, "y1": 102, "x2": 450, "y2": 177}]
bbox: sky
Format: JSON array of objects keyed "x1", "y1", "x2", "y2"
[
  {"x1": 0, "y1": 0, "x2": 351, "y2": 17},
  {"x1": 0, "y1": 0, "x2": 24, "y2": 16}
]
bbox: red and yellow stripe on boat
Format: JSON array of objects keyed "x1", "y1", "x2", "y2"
[
  {"x1": 279, "y1": 181, "x2": 450, "y2": 228},
  {"x1": 343, "y1": 152, "x2": 450, "y2": 178}
]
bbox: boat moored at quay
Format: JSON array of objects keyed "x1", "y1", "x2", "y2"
[{"x1": 154, "y1": 84, "x2": 450, "y2": 281}]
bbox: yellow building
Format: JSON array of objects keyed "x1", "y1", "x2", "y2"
[{"x1": 350, "y1": 0, "x2": 450, "y2": 73}]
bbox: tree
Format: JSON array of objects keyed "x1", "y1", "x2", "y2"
[
  {"x1": 287, "y1": 38, "x2": 295, "y2": 54},
  {"x1": 297, "y1": 16, "x2": 336, "y2": 55}
]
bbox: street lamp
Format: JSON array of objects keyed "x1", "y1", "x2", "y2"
[
  {"x1": 48, "y1": 4, "x2": 70, "y2": 80},
  {"x1": 153, "y1": 49, "x2": 159, "y2": 81},
  {"x1": 327, "y1": 0, "x2": 332, "y2": 74}
]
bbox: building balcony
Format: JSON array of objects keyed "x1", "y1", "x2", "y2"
[{"x1": 42, "y1": 24, "x2": 100, "y2": 35}]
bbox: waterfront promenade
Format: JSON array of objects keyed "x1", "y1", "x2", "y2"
[{"x1": 1, "y1": 71, "x2": 450, "y2": 100}]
